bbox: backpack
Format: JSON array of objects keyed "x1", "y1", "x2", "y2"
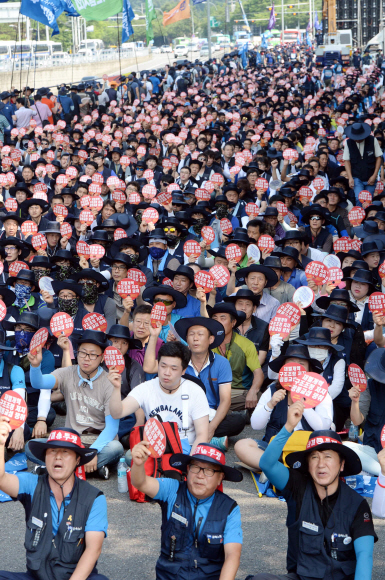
[{"x1": 127, "y1": 417, "x2": 184, "y2": 503}]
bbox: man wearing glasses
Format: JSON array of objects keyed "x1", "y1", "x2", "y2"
[
  {"x1": 27, "y1": 329, "x2": 123, "y2": 480},
  {"x1": 130, "y1": 439, "x2": 243, "y2": 580}
]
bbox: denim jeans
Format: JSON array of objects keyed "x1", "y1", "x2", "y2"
[
  {"x1": 353, "y1": 177, "x2": 376, "y2": 206},
  {"x1": 25, "y1": 438, "x2": 124, "y2": 469}
]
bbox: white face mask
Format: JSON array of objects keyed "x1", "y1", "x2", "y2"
[{"x1": 308, "y1": 347, "x2": 328, "y2": 362}]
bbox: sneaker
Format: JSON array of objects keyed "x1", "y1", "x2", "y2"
[
  {"x1": 97, "y1": 465, "x2": 110, "y2": 480},
  {"x1": 210, "y1": 436, "x2": 229, "y2": 452},
  {"x1": 32, "y1": 465, "x2": 47, "y2": 475}
]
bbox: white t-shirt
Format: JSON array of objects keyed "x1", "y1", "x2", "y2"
[{"x1": 129, "y1": 378, "x2": 210, "y2": 444}]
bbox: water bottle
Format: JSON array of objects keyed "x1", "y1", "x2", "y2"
[
  {"x1": 348, "y1": 423, "x2": 359, "y2": 442},
  {"x1": 117, "y1": 458, "x2": 128, "y2": 493}
]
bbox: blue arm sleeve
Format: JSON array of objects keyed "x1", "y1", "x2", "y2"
[
  {"x1": 259, "y1": 426, "x2": 292, "y2": 490},
  {"x1": 354, "y1": 536, "x2": 374, "y2": 580},
  {"x1": 92, "y1": 415, "x2": 119, "y2": 453},
  {"x1": 29, "y1": 364, "x2": 57, "y2": 390},
  {"x1": 340, "y1": 229, "x2": 349, "y2": 237},
  {"x1": 10, "y1": 365, "x2": 26, "y2": 390}
]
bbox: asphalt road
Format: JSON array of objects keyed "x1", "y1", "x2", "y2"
[
  {"x1": 2, "y1": 424, "x2": 385, "y2": 579},
  {"x1": 110, "y1": 48, "x2": 225, "y2": 76}
]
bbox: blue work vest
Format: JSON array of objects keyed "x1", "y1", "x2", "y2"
[
  {"x1": 360, "y1": 303, "x2": 373, "y2": 332},
  {"x1": 288, "y1": 479, "x2": 362, "y2": 579},
  {"x1": 363, "y1": 379, "x2": 385, "y2": 452},
  {"x1": 156, "y1": 482, "x2": 236, "y2": 580},
  {"x1": 0, "y1": 360, "x2": 12, "y2": 398},
  {"x1": 263, "y1": 382, "x2": 312, "y2": 443}
]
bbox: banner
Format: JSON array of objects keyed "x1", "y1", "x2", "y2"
[
  {"x1": 20, "y1": 0, "x2": 62, "y2": 35},
  {"x1": 71, "y1": 0, "x2": 123, "y2": 21},
  {"x1": 163, "y1": 0, "x2": 190, "y2": 27},
  {"x1": 145, "y1": 0, "x2": 156, "y2": 44},
  {"x1": 122, "y1": 0, "x2": 135, "y2": 42}
]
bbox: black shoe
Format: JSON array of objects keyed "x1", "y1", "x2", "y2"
[
  {"x1": 119, "y1": 434, "x2": 131, "y2": 449},
  {"x1": 97, "y1": 465, "x2": 110, "y2": 480},
  {"x1": 52, "y1": 401, "x2": 67, "y2": 415}
]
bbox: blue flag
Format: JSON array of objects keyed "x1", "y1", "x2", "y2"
[
  {"x1": 306, "y1": 31, "x2": 312, "y2": 47},
  {"x1": 122, "y1": 0, "x2": 135, "y2": 43},
  {"x1": 261, "y1": 33, "x2": 268, "y2": 49},
  {"x1": 238, "y1": 42, "x2": 248, "y2": 68},
  {"x1": 20, "y1": 0, "x2": 74, "y2": 35}
]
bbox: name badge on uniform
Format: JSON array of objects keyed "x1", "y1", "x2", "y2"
[
  {"x1": 171, "y1": 512, "x2": 188, "y2": 526},
  {"x1": 302, "y1": 521, "x2": 318, "y2": 532},
  {"x1": 32, "y1": 517, "x2": 43, "y2": 528}
]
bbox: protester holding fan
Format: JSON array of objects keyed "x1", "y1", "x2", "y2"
[{"x1": 27, "y1": 330, "x2": 123, "y2": 479}]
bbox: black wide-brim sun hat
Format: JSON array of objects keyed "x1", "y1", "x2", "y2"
[
  {"x1": 72, "y1": 269, "x2": 109, "y2": 293},
  {"x1": 169, "y1": 449, "x2": 243, "y2": 482},
  {"x1": 52, "y1": 279, "x2": 83, "y2": 298},
  {"x1": 163, "y1": 265, "x2": 195, "y2": 286},
  {"x1": 315, "y1": 288, "x2": 360, "y2": 313},
  {"x1": 285, "y1": 430, "x2": 362, "y2": 477},
  {"x1": 106, "y1": 324, "x2": 142, "y2": 349},
  {"x1": 174, "y1": 317, "x2": 225, "y2": 349},
  {"x1": 365, "y1": 346, "x2": 385, "y2": 383},
  {"x1": 344, "y1": 121, "x2": 371, "y2": 140},
  {"x1": 142, "y1": 284, "x2": 187, "y2": 310},
  {"x1": 208, "y1": 302, "x2": 246, "y2": 328},
  {"x1": 268, "y1": 344, "x2": 323, "y2": 374},
  {"x1": 311, "y1": 304, "x2": 355, "y2": 328},
  {"x1": 295, "y1": 327, "x2": 344, "y2": 352},
  {"x1": 235, "y1": 264, "x2": 278, "y2": 287},
  {"x1": 28, "y1": 428, "x2": 98, "y2": 466}
]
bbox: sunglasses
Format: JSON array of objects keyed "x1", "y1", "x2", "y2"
[
  {"x1": 154, "y1": 298, "x2": 174, "y2": 306},
  {"x1": 164, "y1": 227, "x2": 176, "y2": 233},
  {"x1": 310, "y1": 216, "x2": 321, "y2": 221}
]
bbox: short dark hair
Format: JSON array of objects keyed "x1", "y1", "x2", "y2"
[
  {"x1": 247, "y1": 219, "x2": 264, "y2": 231},
  {"x1": 51, "y1": 194, "x2": 64, "y2": 203},
  {"x1": 157, "y1": 342, "x2": 191, "y2": 370},
  {"x1": 86, "y1": 161, "x2": 98, "y2": 170},
  {"x1": 133, "y1": 304, "x2": 152, "y2": 318}
]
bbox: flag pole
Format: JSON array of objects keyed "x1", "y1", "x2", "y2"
[{"x1": 207, "y1": 0, "x2": 211, "y2": 59}]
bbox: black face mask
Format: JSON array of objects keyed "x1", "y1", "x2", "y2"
[
  {"x1": 216, "y1": 206, "x2": 228, "y2": 219},
  {"x1": 58, "y1": 297, "x2": 79, "y2": 317},
  {"x1": 135, "y1": 214, "x2": 143, "y2": 226},
  {"x1": 166, "y1": 235, "x2": 179, "y2": 248},
  {"x1": 193, "y1": 218, "x2": 206, "y2": 235},
  {"x1": 56, "y1": 265, "x2": 72, "y2": 282},
  {"x1": 82, "y1": 283, "x2": 99, "y2": 305},
  {"x1": 125, "y1": 253, "x2": 139, "y2": 266}
]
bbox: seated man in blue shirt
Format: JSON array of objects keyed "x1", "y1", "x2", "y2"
[
  {"x1": 175, "y1": 317, "x2": 248, "y2": 445},
  {"x1": 163, "y1": 265, "x2": 202, "y2": 318},
  {"x1": 131, "y1": 440, "x2": 243, "y2": 580},
  {"x1": 273, "y1": 246, "x2": 308, "y2": 290},
  {"x1": 0, "y1": 422, "x2": 108, "y2": 580}
]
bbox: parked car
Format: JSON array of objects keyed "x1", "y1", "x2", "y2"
[
  {"x1": 200, "y1": 46, "x2": 209, "y2": 59},
  {"x1": 161, "y1": 45, "x2": 172, "y2": 53},
  {"x1": 174, "y1": 44, "x2": 189, "y2": 58}
]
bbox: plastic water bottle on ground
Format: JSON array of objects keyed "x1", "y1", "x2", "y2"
[
  {"x1": 348, "y1": 423, "x2": 359, "y2": 442},
  {"x1": 117, "y1": 458, "x2": 128, "y2": 492}
]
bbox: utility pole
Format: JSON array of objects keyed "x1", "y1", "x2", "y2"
[
  {"x1": 281, "y1": 0, "x2": 284, "y2": 36},
  {"x1": 207, "y1": 0, "x2": 212, "y2": 59}
]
